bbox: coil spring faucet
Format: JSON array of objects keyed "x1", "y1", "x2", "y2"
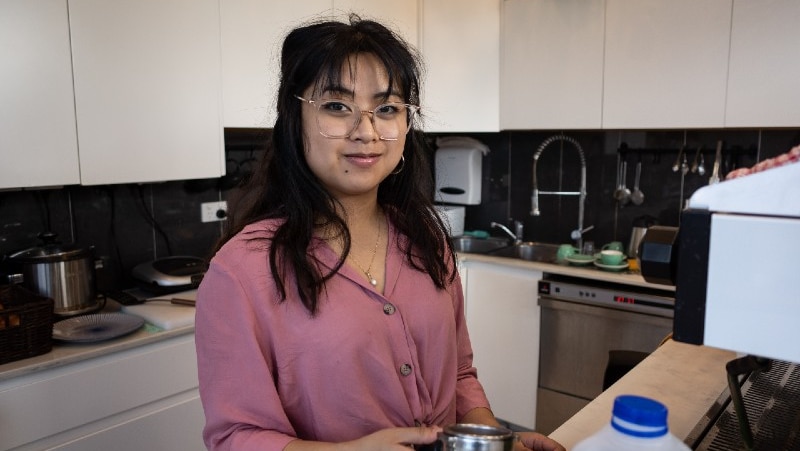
[{"x1": 531, "y1": 135, "x2": 590, "y2": 249}]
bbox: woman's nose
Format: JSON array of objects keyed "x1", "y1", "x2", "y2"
[{"x1": 349, "y1": 110, "x2": 379, "y2": 141}]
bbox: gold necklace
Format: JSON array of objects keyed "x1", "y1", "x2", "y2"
[{"x1": 349, "y1": 218, "x2": 382, "y2": 287}]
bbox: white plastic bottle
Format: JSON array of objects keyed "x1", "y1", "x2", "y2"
[{"x1": 573, "y1": 395, "x2": 691, "y2": 450}]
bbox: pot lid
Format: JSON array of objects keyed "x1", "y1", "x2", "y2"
[{"x1": 8, "y1": 233, "x2": 92, "y2": 263}]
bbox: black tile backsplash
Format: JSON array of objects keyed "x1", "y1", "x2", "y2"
[
  {"x1": 1, "y1": 127, "x2": 797, "y2": 291},
  {"x1": 432, "y1": 128, "x2": 799, "y2": 250},
  {"x1": 0, "y1": 129, "x2": 271, "y2": 291}
]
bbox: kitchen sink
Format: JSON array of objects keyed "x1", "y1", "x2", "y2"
[
  {"x1": 488, "y1": 242, "x2": 560, "y2": 263},
  {"x1": 451, "y1": 236, "x2": 510, "y2": 254},
  {"x1": 451, "y1": 237, "x2": 559, "y2": 263}
]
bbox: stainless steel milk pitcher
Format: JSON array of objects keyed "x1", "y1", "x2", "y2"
[{"x1": 416, "y1": 424, "x2": 516, "y2": 451}]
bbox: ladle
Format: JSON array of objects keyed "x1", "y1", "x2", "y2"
[
  {"x1": 612, "y1": 153, "x2": 622, "y2": 201},
  {"x1": 672, "y1": 145, "x2": 686, "y2": 172},
  {"x1": 691, "y1": 146, "x2": 702, "y2": 173},
  {"x1": 697, "y1": 152, "x2": 706, "y2": 176},
  {"x1": 614, "y1": 157, "x2": 631, "y2": 205},
  {"x1": 631, "y1": 158, "x2": 644, "y2": 205}
]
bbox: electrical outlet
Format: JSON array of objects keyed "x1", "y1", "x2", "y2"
[{"x1": 201, "y1": 201, "x2": 228, "y2": 223}]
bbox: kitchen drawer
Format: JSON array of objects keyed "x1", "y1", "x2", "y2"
[
  {"x1": 49, "y1": 393, "x2": 204, "y2": 451},
  {"x1": 0, "y1": 334, "x2": 198, "y2": 450}
]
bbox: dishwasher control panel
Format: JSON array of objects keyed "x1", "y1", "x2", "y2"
[{"x1": 538, "y1": 277, "x2": 675, "y2": 316}]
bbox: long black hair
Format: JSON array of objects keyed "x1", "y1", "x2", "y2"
[{"x1": 217, "y1": 15, "x2": 456, "y2": 314}]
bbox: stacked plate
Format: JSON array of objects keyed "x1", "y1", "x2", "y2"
[
  {"x1": 592, "y1": 253, "x2": 630, "y2": 271},
  {"x1": 564, "y1": 254, "x2": 595, "y2": 266}
]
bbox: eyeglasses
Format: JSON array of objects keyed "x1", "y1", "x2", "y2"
[{"x1": 295, "y1": 95, "x2": 420, "y2": 141}]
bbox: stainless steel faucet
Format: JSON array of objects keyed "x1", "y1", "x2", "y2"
[
  {"x1": 490, "y1": 220, "x2": 523, "y2": 244},
  {"x1": 531, "y1": 135, "x2": 591, "y2": 249}
]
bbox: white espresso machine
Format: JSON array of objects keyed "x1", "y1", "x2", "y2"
[{"x1": 653, "y1": 159, "x2": 800, "y2": 449}]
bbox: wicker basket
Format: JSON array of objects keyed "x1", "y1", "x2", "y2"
[{"x1": 0, "y1": 285, "x2": 54, "y2": 365}]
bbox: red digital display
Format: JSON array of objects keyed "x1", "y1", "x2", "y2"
[{"x1": 614, "y1": 295, "x2": 635, "y2": 304}]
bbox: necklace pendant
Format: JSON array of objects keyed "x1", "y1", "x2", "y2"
[{"x1": 365, "y1": 271, "x2": 378, "y2": 287}]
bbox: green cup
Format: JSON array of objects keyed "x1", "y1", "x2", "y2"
[
  {"x1": 600, "y1": 249, "x2": 625, "y2": 265},
  {"x1": 557, "y1": 244, "x2": 580, "y2": 261},
  {"x1": 602, "y1": 241, "x2": 625, "y2": 252}
]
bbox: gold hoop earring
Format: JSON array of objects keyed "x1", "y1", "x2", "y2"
[{"x1": 391, "y1": 155, "x2": 405, "y2": 175}]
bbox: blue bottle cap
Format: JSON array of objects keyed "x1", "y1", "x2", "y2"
[{"x1": 611, "y1": 395, "x2": 669, "y2": 438}]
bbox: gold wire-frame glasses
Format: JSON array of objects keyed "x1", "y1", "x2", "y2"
[{"x1": 295, "y1": 95, "x2": 419, "y2": 141}]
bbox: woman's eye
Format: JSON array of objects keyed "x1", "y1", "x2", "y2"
[
  {"x1": 376, "y1": 103, "x2": 402, "y2": 116},
  {"x1": 321, "y1": 101, "x2": 353, "y2": 115}
]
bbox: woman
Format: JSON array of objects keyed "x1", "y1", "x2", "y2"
[{"x1": 195, "y1": 15, "x2": 565, "y2": 451}]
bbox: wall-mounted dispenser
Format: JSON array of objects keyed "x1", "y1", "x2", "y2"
[{"x1": 434, "y1": 137, "x2": 489, "y2": 205}]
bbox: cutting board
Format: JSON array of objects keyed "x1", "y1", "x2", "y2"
[{"x1": 121, "y1": 290, "x2": 197, "y2": 330}]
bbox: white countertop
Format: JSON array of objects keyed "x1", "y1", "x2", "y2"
[
  {"x1": 549, "y1": 339, "x2": 736, "y2": 449},
  {"x1": 458, "y1": 252, "x2": 674, "y2": 292},
  {"x1": 0, "y1": 297, "x2": 195, "y2": 382}
]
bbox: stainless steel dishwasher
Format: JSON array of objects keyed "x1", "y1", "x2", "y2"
[{"x1": 535, "y1": 275, "x2": 675, "y2": 435}]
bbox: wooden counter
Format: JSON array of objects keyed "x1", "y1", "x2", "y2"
[{"x1": 549, "y1": 339, "x2": 736, "y2": 449}]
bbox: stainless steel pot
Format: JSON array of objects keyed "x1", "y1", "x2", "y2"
[
  {"x1": 8, "y1": 239, "x2": 103, "y2": 316},
  {"x1": 418, "y1": 424, "x2": 516, "y2": 451}
]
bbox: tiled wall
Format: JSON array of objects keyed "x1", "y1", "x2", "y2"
[{"x1": 1, "y1": 128, "x2": 797, "y2": 291}]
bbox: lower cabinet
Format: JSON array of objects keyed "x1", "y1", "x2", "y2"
[
  {"x1": 0, "y1": 333, "x2": 204, "y2": 451},
  {"x1": 460, "y1": 259, "x2": 542, "y2": 429},
  {"x1": 51, "y1": 395, "x2": 204, "y2": 451}
]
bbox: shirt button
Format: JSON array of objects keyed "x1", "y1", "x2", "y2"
[
  {"x1": 383, "y1": 303, "x2": 396, "y2": 315},
  {"x1": 400, "y1": 363, "x2": 413, "y2": 376}
]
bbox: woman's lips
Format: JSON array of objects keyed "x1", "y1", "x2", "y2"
[{"x1": 344, "y1": 153, "x2": 381, "y2": 168}]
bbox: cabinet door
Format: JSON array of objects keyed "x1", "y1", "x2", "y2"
[
  {"x1": 501, "y1": 0, "x2": 604, "y2": 130},
  {"x1": 69, "y1": 0, "x2": 224, "y2": 185},
  {"x1": 725, "y1": 0, "x2": 800, "y2": 127},
  {"x1": 422, "y1": 0, "x2": 500, "y2": 132},
  {"x1": 221, "y1": 0, "x2": 332, "y2": 128},
  {"x1": 462, "y1": 260, "x2": 542, "y2": 429},
  {"x1": 0, "y1": 334, "x2": 199, "y2": 450},
  {"x1": 0, "y1": 0, "x2": 80, "y2": 189},
  {"x1": 603, "y1": 0, "x2": 731, "y2": 129}
]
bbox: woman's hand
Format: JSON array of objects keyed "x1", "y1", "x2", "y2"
[
  {"x1": 349, "y1": 426, "x2": 442, "y2": 450},
  {"x1": 285, "y1": 426, "x2": 442, "y2": 451},
  {"x1": 515, "y1": 431, "x2": 566, "y2": 451}
]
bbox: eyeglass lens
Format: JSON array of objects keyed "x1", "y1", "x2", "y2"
[{"x1": 314, "y1": 99, "x2": 415, "y2": 140}]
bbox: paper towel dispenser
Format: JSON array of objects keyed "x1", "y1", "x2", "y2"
[{"x1": 434, "y1": 138, "x2": 487, "y2": 205}]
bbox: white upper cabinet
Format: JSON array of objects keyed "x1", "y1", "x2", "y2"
[
  {"x1": 221, "y1": 1, "x2": 418, "y2": 129},
  {"x1": 501, "y1": 0, "x2": 604, "y2": 130},
  {"x1": 69, "y1": 0, "x2": 224, "y2": 185},
  {"x1": 222, "y1": 0, "x2": 502, "y2": 133},
  {"x1": 0, "y1": 0, "x2": 80, "y2": 189},
  {"x1": 221, "y1": 1, "x2": 332, "y2": 129},
  {"x1": 421, "y1": 0, "x2": 500, "y2": 132},
  {"x1": 603, "y1": 0, "x2": 732, "y2": 129},
  {"x1": 725, "y1": 0, "x2": 800, "y2": 127}
]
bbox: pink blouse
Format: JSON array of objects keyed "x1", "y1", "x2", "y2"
[{"x1": 195, "y1": 218, "x2": 490, "y2": 451}]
